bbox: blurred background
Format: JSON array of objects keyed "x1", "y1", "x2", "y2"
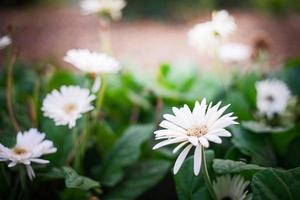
[{"x1": 0, "y1": 0, "x2": 300, "y2": 68}]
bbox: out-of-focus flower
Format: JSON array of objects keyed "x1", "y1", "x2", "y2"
[
  {"x1": 64, "y1": 49, "x2": 121, "y2": 74},
  {"x1": 218, "y1": 43, "x2": 251, "y2": 63},
  {"x1": 0, "y1": 129, "x2": 57, "y2": 180},
  {"x1": 153, "y1": 99, "x2": 238, "y2": 175},
  {"x1": 188, "y1": 10, "x2": 236, "y2": 54},
  {"x1": 213, "y1": 175, "x2": 251, "y2": 200},
  {"x1": 80, "y1": 0, "x2": 126, "y2": 20},
  {"x1": 42, "y1": 86, "x2": 95, "y2": 129},
  {"x1": 256, "y1": 79, "x2": 291, "y2": 119},
  {"x1": 0, "y1": 35, "x2": 11, "y2": 50}
]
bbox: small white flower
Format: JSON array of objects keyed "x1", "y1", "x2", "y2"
[
  {"x1": 218, "y1": 43, "x2": 251, "y2": 63},
  {"x1": 256, "y1": 79, "x2": 291, "y2": 119},
  {"x1": 0, "y1": 128, "x2": 57, "y2": 180},
  {"x1": 42, "y1": 85, "x2": 96, "y2": 129},
  {"x1": 213, "y1": 175, "x2": 251, "y2": 200},
  {"x1": 188, "y1": 10, "x2": 236, "y2": 54},
  {"x1": 80, "y1": 0, "x2": 126, "y2": 20},
  {"x1": 0, "y1": 35, "x2": 11, "y2": 50},
  {"x1": 153, "y1": 99, "x2": 238, "y2": 175},
  {"x1": 64, "y1": 49, "x2": 121, "y2": 74}
]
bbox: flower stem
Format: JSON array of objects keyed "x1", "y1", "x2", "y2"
[
  {"x1": 96, "y1": 75, "x2": 107, "y2": 111},
  {"x1": 6, "y1": 55, "x2": 21, "y2": 132},
  {"x1": 201, "y1": 147, "x2": 217, "y2": 200}
]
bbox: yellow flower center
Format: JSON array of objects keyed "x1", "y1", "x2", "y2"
[
  {"x1": 12, "y1": 147, "x2": 28, "y2": 155},
  {"x1": 186, "y1": 126, "x2": 208, "y2": 137},
  {"x1": 63, "y1": 103, "x2": 77, "y2": 114}
]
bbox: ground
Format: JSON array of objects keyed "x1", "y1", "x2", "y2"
[{"x1": 1, "y1": 7, "x2": 300, "y2": 70}]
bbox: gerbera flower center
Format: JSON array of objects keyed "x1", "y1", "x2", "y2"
[
  {"x1": 187, "y1": 126, "x2": 208, "y2": 137},
  {"x1": 265, "y1": 95, "x2": 274, "y2": 102},
  {"x1": 12, "y1": 147, "x2": 28, "y2": 155},
  {"x1": 63, "y1": 103, "x2": 78, "y2": 114}
]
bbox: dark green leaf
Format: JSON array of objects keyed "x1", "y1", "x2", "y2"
[
  {"x1": 213, "y1": 159, "x2": 265, "y2": 178},
  {"x1": 231, "y1": 126, "x2": 277, "y2": 167},
  {"x1": 174, "y1": 150, "x2": 214, "y2": 200},
  {"x1": 104, "y1": 159, "x2": 171, "y2": 200},
  {"x1": 62, "y1": 167, "x2": 101, "y2": 191},
  {"x1": 242, "y1": 121, "x2": 293, "y2": 134},
  {"x1": 99, "y1": 124, "x2": 153, "y2": 186},
  {"x1": 252, "y1": 167, "x2": 300, "y2": 200}
]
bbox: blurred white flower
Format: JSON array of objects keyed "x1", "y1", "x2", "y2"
[
  {"x1": 0, "y1": 35, "x2": 11, "y2": 50},
  {"x1": 80, "y1": 0, "x2": 126, "y2": 20},
  {"x1": 42, "y1": 85, "x2": 96, "y2": 129},
  {"x1": 153, "y1": 99, "x2": 238, "y2": 175},
  {"x1": 256, "y1": 79, "x2": 291, "y2": 119},
  {"x1": 64, "y1": 49, "x2": 121, "y2": 74},
  {"x1": 0, "y1": 128, "x2": 57, "y2": 180},
  {"x1": 213, "y1": 175, "x2": 251, "y2": 200},
  {"x1": 188, "y1": 10, "x2": 236, "y2": 54},
  {"x1": 218, "y1": 43, "x2": 251, "y2": 63}
]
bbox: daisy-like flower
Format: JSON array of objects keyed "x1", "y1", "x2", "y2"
[
  {"x1": 0, "y1": 35, "x2": 11, "y2": 50},
  {"x1": 188, "y1": 10, "x2": 236, "y2": 54},
  {"x1": 218, "y1": 43, "x2": 251, "y2": 63},
  {"x1": 0, "y1": 129, "x2": 57, "y2": 180},
  {"x1": 213, "y1": 175, "x2": 251, "y2": 200},
  {"x1": 256, "y1": 79, "x2": 291, "y2": 119},
  {"x1": 42, "y1": 85, "x2": 96, "y2": 129},
  {"x1": 80, "y1": 0, "x2": 126, "y2": 20},
  {"x1": 64, "y1": 49, "x2": 121, "y2": 74},
  {"x1": 153, "y1": 99, "x2": 238, "y2": 175}
]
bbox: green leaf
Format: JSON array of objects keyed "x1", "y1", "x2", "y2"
[
  {"x1": 41, "y1": 119, "x2": 73, "y2": 166},
  {"x1": 279, "y1": 59, "x2": 300, "y2": 97},
  {"x1": 93, "y1": 121, "x2": 118, "y2": 155},
  {"x1": 242, "y1": 121, "x2": 293, "y2": 134},
  {"x1": 104, "y1": 159, "x2": 171, "y2": 200},
  {"x1": 224, "y1": 91, "x2": 252, "y2": 120},
  {"x1": 62, "y1": 167, "x2": 101, "y2": 191},
  {"x1": 283, "y1": 137, "x2": 300, "y2": 168},
  {"x1": 174, "y1": 150, "x2": 214, "y2": 200},
  {"x1": 252, "y1": 167, "x2": 300, "y2": 200},
  {"x1": 46, "y1": 70, "x2": 85, "y2": 92},
  {"x1": 231, "y1": 126, "x2": 277, "y2": 167},
  {"x1": 213, "y1": 159, "x2": 265, "y2": 178},
  {"x1": 99, "y1": 124, "x2": 153, "y2": 186}
]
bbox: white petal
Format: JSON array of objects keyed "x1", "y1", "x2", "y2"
[
  {"x1": 199, "y1": 137, "x2": 209, "y2": 148},
  {"x1": 159, "y1": 120, "x2": 186, "y2": 133},
  {"x1": 188, "y1": 136, "x2": 199, "y2": 146},
  {"x1": 25, "y1": 165, "x2": 35, "y2": 180},
  {"x1": 173, "y1": 141, "x2": 189, "y2": 153},
  {"x1": 30, "y1": 158, "x2": 49, "y2": 164},
  {"x1": 153, "y1": 137, "x2": 186, "y2": 150},
  {"x1": 193, "y1": 144, "x2": 202, "y2": 175},
  {"x1": 205, "y1": 135, "x2": 222, "y2": 144},
  {"x1": 173, "y1": 144, "x2": 193, "y2": 174}
]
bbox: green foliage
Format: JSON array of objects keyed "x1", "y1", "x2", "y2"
[
  {"x1": 174, "y1": 151, "x2": 214, "y2": 200},
  {"x1": 104, "y1": 159, "x2": 171, "y2": 200},
  {"x1": 99, "y1": 124, "x2": 154, "y2": 186},
  {"x1": 213, "y1": 159, "x2": 265, "y2": 178},
  {"x1": 62, "y1": 167, "x2": 101, "y2": 191},
  {"x1": 252, "y1": 167, "x2": 300, "y2": 199}
]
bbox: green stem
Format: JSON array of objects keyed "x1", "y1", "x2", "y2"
[
  {"x1": 202, "y1": 147, "x2": 217, "y2": 200},
  {"x1": 96, "y1": 75, "x2": 107, "y2": 110}
]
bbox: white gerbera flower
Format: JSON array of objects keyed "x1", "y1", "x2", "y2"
[
  {"x1": 213, "y1": 175, "x2": 251, "y2": 200},
  {"x1": 256, "y1": 79, "x2": 291, "y2": 119},
  {"x1": 0, "y1": 35, "x2": 11, "y2": 50},
  {"x1": 153, "y1": 99, "x2": 238, "y2": 175},
  {"x1": 218, "y1": 43, "x2": 251, "y2": 63},
  {"x1": 188, "y1": 10, "x2": 236, "y2": 54},
  {"x1": 42, "y1": 85, "x2": 96, "y2": 129},
  {"x1": 64, "y1": 49, "x2": 121, "y2": 74},
  {"x1": 80, "y1": 0, "x2": 126, "y2": 20},
  {"x1": 0, "y1": 128, "x2": 57, "y2": 180}
]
